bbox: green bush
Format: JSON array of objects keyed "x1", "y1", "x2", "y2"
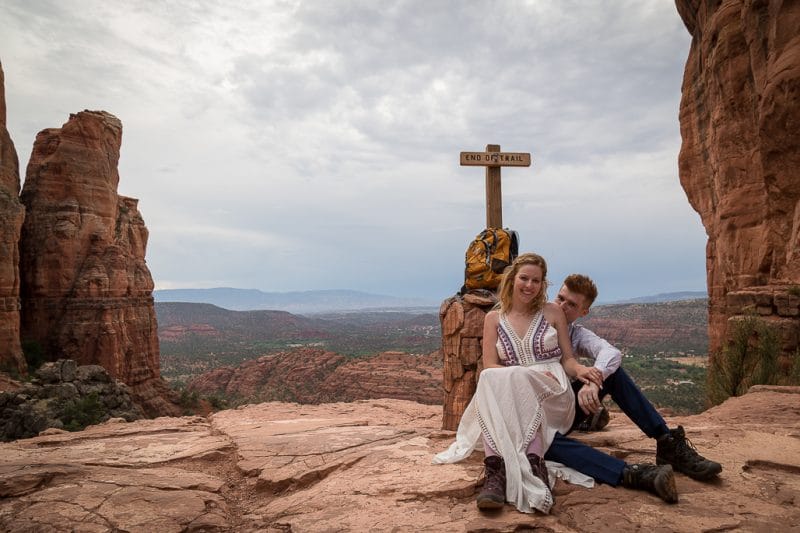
[
  {"x1": 206, "y1": 394, "x2": 228, "y2": 411},
  {"x1": 61, "y1": 392, "x2": 106, "y2": 431},
  {"x1": 21, "y1": 340, "x2": 46, "y2": 372},
  {"x1": 178, "y1": 388, "x2": 199, "y2": 414},
  {"x1": 707, "y1": 316, "x2": 780, "y2": 406}
]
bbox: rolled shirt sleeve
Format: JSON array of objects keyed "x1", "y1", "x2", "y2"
[{"x1": 569, "y1": 324, "x2": 622, "y2": 380}]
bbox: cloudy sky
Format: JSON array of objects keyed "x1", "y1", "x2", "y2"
[{"x1": 1, "y1": 0, "x2": 706, "y2": 303}]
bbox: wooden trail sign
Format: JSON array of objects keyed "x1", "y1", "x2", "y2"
[{"x1": 460, "y1": 144, "x2": 531, "y2": 228}]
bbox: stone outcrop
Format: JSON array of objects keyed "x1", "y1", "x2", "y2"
[
  {"x1": 188, "y1": 348, "x2": 443, "y2": 405},
  {"x1": 676, "y1": 1, "x2": 800, "y2": 361},
  {"x1": 0, "y1": 61, "x2": 25, "y2": 375},
  {"x1": 314, "y1": 350, "x2": 442, "y2": 404},
  {"x1": 19, "y1": 110, "x2": 178, "y2": 417},
  {"x1": 0, "y1": 387, "x2": 798, "y2": 531},
  {"x1": 439, "y1": 290, "x2": 497, "y2": 430},
  {"x1": 0, "y1": 359, "x2": 144, "y2": 441}
]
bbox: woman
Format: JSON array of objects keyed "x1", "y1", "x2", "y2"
[{"x1": 434, "y1": 253, "x2": 603, "y2": 514}]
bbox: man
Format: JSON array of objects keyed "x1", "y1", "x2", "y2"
[{"x1": 543, "y1": 274, "x2": 722, "y2": 503}]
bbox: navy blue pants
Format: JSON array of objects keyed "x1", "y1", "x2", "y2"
[{"x1": 544, "y1": 367, "x2": 670, "y2": 485}]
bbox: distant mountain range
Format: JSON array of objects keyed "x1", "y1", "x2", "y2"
[
  {"x1": 608, "y1": 291, "x2": 707, "y2": 304},
  {"x1": 153, "y1": 288, "x2": 438, "y2": 313},
  {"x1": 154, "y1": 287, "x2": 707, "y2": 313}
]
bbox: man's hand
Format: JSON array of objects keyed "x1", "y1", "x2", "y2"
[
  {"x1": 575, "y1": 364, "x2": 604, "y2": 389},
  {"x1": 577, "y1": 382, "x2": 603, "y2": 415}
]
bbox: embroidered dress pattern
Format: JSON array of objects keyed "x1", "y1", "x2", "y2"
[{"x1": 497, "y1": 313, "x2": 562, "y2": 365}]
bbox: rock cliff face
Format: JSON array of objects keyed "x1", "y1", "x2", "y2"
[
  {"x1": 0, "y1": 61, "x2": 25, "y2": 375},
  {"x1": 188, "y1": 348, "x2": 443, "y2": 405},
  {"x1": 676, "y1": 1, "x2": 800, "y2": 359},
  {"x1": 19, "y1": 111, "x2": 178, "y2": 417},
  {"x1": 0, "y1": 387, "x2": 797, "y2": 531}
]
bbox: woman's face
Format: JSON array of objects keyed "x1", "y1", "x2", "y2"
[{"x1": 513, "y1": 264, "x2": 544, "y2": 307}]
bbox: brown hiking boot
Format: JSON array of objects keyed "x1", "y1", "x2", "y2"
[
  {"x1": 476, "y1": 456, "x2": 506, "y2": 510},
  {"x1": 657, "y1": 426, "x2": 722, "y2": 481},
  {"x1": 527, "y1": 453, "x2": 551, "y2": 488},
  {"x1": 622, "y1": 463, "x2": 678, "y2": 503}
]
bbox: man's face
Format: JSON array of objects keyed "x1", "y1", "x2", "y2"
[{"x1": 554, "y1": 285, "x2": 591, "y2": 324}]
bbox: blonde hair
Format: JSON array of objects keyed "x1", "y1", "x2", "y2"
[{"x1": 497, "y1": 252, "x2": 549, "y2": 314}]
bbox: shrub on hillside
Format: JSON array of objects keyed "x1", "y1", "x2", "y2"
[
  {"x1": 707, "y1": 316, "x2": 782, "y2": 406},
  {"x1": 22, "y1": 340, "x2": 46, "y2": 373},
  {"x1": 60, "y1": 392, "x2": 106, "y2": 431}
]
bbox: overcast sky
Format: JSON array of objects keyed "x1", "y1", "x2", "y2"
[{"x1": 1, "y1": 0, "x2": 705, "y2": 303}]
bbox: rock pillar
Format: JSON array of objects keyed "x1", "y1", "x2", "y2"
[
  {"x1": 675, "y1": 0, "x2": 800, "y2": 362},
  {"x1": 440, "y1": 290, "x2": 497, "y2": 430},
  {"x1": 19, "y1": 110, "x2": 179, "y2": 416},
  {"x1": 0, "y1": 60, "x2": 26, "y2": 374}
]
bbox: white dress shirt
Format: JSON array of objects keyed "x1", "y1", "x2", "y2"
[{"x1": 569, "y1": 323, "x2": 622, "y2": 380}]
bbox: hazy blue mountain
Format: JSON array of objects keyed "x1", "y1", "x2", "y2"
[
  {"x1": 153, "y1": 288, "x2": 438, "y2": 313},
  {"x1": 608, "y1": 291, "x2": 707, "y2": 304}
]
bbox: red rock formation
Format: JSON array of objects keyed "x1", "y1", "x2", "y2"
[
  {"x1": 188, "y1": 348, "x2": 443, "y2": 405},
  {"x1": 317, "y1": 350, "x2": 443, "y2": 404},
  {"x1": 19, "y1": 110, "x2": 178, "y2": 416},
  {"x1": 676, "y1": 0, "x2": 800, "y2": 360},
  {"x1": 440, "y1": 290, "x2": 497, "y2": 430},
  {"x1": 0, "y1": 61, "x2": 26, "y2": 375}
]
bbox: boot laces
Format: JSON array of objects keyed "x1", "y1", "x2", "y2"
[
  {"x1": 482, "y1": 463, "x2": 505, "y2": 492},
  {"x1": 674, "y1": 432, "x2": 702, "y2": 461}
]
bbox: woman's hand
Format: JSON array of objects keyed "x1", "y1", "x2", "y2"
[
  {"x1": 539, "y1": 370, "x2": 557, "y2": 381},
  {"x1": 575, "y1": 364, "x2": 604, "y2": 389}
]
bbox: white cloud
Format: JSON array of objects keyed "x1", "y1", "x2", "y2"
[{"x1": 1, "y1": 0, "x2": 703, "y2": 301}]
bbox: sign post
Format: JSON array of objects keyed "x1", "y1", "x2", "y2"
[{"x1": 459, "y1": 144, "x2": 531, "y2": 228}]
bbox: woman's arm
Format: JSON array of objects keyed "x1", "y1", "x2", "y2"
[
  {"x1": 481, "y1": 310, "x2": 504, "y2": 369},
  {"x1": 545, "y1": 303, "x2": 603, "y2": 388}
]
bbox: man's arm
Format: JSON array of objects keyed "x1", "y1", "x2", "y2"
[{"x1": 570, "y1": 324, "x2": 622, "y2": 379}]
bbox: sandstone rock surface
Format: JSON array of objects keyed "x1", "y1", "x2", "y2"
[
  {"x1": 0, "y1": 60, "x2": 25, "y2": 375},
  {"x1": 1, "y1": 387, "x2": 796, "y2": 531},
  {"x1": 18, "y1": 110, "x2": 178, "y2": 417},
  {"x1": 188, "y1": 348, "x2": 443, "y2": 405},
  {"x1": 676, "y1": 0, "x2": 800, "y2": 357}
]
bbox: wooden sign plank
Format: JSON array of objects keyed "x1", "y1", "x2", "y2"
[{"x1": 460, "y1": 151, "x2": 531, "y2": 167}]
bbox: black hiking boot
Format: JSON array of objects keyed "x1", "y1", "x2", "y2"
[
  {"x1": 656, "y1": 426, "x2": 722, "y2": 481},
  {"x1": 476, "y1": 456, "x2": 506, "y2": 510},
  {"x1": 527, "y1": 453, "x2": 554, "y2": 503},
  {"x1": 621, "y1": 463, "x2": 678, "y2": 503}
]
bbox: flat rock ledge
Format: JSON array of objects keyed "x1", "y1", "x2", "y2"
[{"x1": 0, "y1": 388, "x2": 798, "y2": 532}]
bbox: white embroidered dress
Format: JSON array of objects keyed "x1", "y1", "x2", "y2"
[{"x1": 433, "y1": 310, "x2": 592, "y2": 513}]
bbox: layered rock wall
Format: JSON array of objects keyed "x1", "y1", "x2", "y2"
[
  {"x1": 19, "y1": 111, "x2": 178, "y2": 416},
  {"x1": 0, "y1": 61, "x2": 25, "y2": 374},
  {"x1": 676, "y1": 0, "x2": 800, "y2": 360}
]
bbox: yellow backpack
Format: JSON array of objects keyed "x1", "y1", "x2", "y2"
[{"x1": 462, "y1": 228, "x2": 519, "y2": 292}]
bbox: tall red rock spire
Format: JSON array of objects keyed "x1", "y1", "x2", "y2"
[
  {"x1": 19, "y1": 110, "x2": 178, "y2": 415},
  {"x1": 0, "y1": 60, "x2": 26, "y2": 374},
  {"x1": 676, "y1": 0, "x2": 800, "y2": 360}
]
